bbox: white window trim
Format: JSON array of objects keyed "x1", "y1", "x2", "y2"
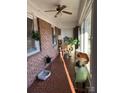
[{"x1": 27, "y1": 40, "x2": 40, "y2": 57}]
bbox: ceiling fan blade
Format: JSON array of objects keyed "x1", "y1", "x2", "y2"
[
  {"x1": 54, "y1": 11, "x2": 60, "y2": 17},
  {"x1": 44, "y1": 10, "x2": 56, "y2": 12},
  {"x1": 54, "y1": 5, "x2": 66, "y2": 17},
  {"x1": 61, "y1": 5, "x2": 67, "y2": 10},
  {"x1": 62, "y1": 11, "x2": 72, "y2": 15}
]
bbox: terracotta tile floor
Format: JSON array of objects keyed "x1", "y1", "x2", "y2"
[
  {"x1": 27, "y1": 56, "x2": 73, "y2": 93},
  {"x1": 64, "y1": 57, "x2": 75, "y2": 82}
]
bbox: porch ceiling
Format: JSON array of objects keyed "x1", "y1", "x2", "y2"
[{"x1": 28, "y1": 0, "x2": 83, "y2": 28}]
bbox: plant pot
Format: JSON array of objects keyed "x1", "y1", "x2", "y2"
[{"x1": 35, "y1": 40, "x2": 40, "y2": 49}]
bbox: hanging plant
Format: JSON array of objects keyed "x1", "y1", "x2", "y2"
[{"x1": 32, "y1": 31, "x2": 40, "y2": 41}]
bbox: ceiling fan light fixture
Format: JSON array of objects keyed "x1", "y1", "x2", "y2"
[{"x1": 44, "y1": 4, "x2": 72, "y2": 18}]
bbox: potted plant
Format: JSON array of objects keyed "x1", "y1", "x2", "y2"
[
  {"x1": 66, "y1": 38, "x2": 80, "y2": 57},
  {"x1": 32, "y1": 31, "x2": 40, "y2": 41},
  {"x1": 67, "y1": 38, "x2": 79, "y2": 46},
  {"x1": 31, "y1": 31, "x2": 40, "y2": 49},
  {"x1": 44, "y1": 55, "x2": 52, "y2": 66}
]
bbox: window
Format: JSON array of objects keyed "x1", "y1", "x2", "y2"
[
  {"x1": 79, "y1": 10, "x2": 92, "y2": 55},
  {"x1": 84, "y1": 11, "x2": 92, "y2": 55},
  {"x1": 27, "y1": 16, "x2": 40, "y2": 57},
  {"x1": 78, "y1": 11, "x2": 92, "y2": 71},
  {"x1": 52, "y1": 27, "x2": 57, "y2": 47}
]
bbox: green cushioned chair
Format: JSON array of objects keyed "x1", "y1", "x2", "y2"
[{"x1": 75, "y1": 66, "x2": 89, "y2": 83}]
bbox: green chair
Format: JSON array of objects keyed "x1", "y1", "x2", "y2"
[
  {"x1": 75, "y1": 66, "x2": 89, "y2": 83},
  {"x1": 74, "y1": 66, "x2": 90, "y2": 93}
]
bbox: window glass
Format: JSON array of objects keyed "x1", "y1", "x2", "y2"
[
  {"x1": 79, "y1": 11, "x2": 92, "y2": 71},
  {"x1": 27, "y1": 18, "x2": 37, "y2": 53},
  {"x1": 84, "y1": 11, "x2": 92, "y2": 55}
]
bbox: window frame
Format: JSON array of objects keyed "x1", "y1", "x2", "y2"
[{"x1": 27, "y1": 14, "x2": 40, "y2": 57}]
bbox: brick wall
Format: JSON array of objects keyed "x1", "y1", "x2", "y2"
[{"x1": 27, "y1": 18, "x2": 58, "y2": 87}]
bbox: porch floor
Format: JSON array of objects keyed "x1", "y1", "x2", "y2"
[{"x1": 27, "y1": 55, "x2": 74, "y2": 93}]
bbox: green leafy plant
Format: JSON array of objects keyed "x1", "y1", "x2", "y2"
[
  {"x1": 32, "y1": 31, "x2": 40, "y2": 41},
  {"x1": 64, "y1": 38, "x2": 80, "y2": 57},
  {"x1": 67, "y1": 38, "x2": 80, "y2": 46}
]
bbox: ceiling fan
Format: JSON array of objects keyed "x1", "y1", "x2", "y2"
[{"x1": 44, "y1": 5, "x2": 72, "y2": 18}]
